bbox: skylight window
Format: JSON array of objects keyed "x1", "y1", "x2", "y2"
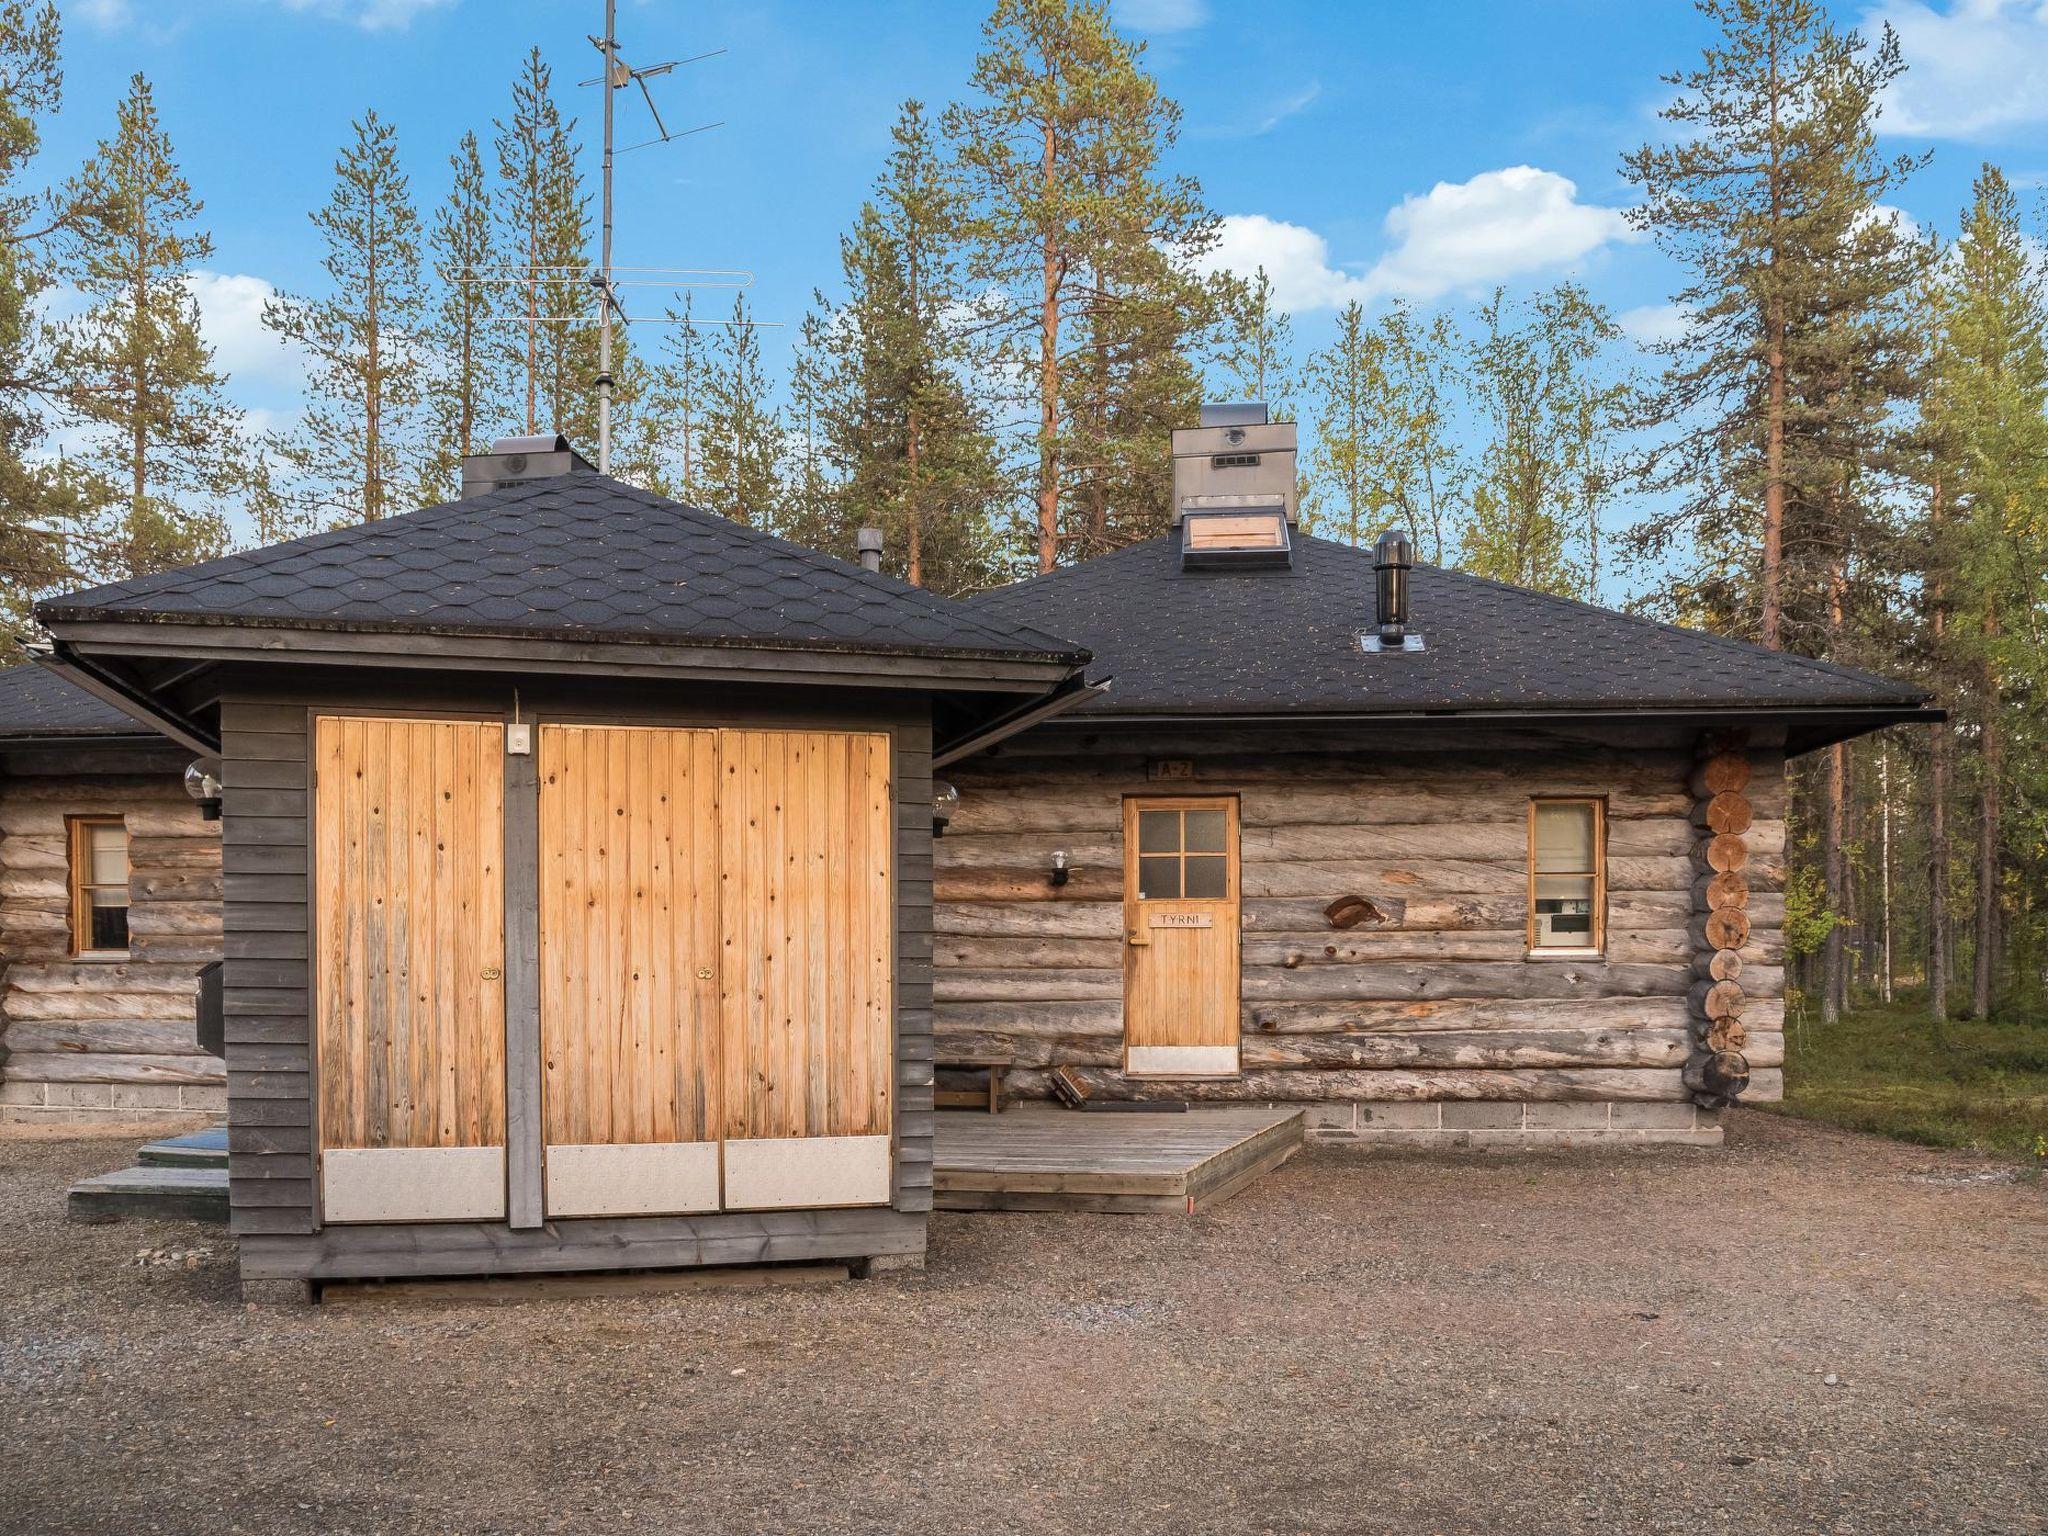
[{"x1": 1180, "y1": 506, "x2": 1290, "y2": 570}]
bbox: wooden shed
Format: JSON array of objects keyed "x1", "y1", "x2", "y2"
[
  {"x1": 36, "y1": 464, "x2": 1088, "y2": 1292},
  {"x1": 931, "y1": 407, "x2": 1937, "y2": 1144}
]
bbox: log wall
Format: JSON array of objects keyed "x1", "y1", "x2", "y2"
[
  {"x1": 0, "y1": 753, "x2": 223, "y2": 1123},
  {"x1": 934, "y1": 726, "x2": 1787, "y2": 1121}
]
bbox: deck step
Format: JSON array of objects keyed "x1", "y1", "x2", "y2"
[
  {"x1": 137, "y1": 1128, "x2": 228, "y2": 1168},
  {"x1": 68, "y1": 1165, "x2": 229, "y2": 1225},
  {"x1": 934, "y1": 1105, "x2": 1304, "y2": 1215}
]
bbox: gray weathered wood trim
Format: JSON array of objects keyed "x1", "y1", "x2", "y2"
[{"x1": 502, "y1": 743, "x2": 542, "y2": 1229}]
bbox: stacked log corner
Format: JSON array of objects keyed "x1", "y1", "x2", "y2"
[{"x1": 1683, "y1": 736, "x2": 1752, "y2": 1107}]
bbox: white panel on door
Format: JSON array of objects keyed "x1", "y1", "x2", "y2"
[
  {"x1": 544, "y1": 1142, "x2": 721, "y2": 1218},
  {"x1": 322, "y1": 1146, "x2": 506, "y2": 1224},
  {"x1": 1126, "y1": 1045, "x2": 1240, "y2": 1078},
  {"x1": 722, "y1": 1134, "x2": 891, "y2": 1210}
]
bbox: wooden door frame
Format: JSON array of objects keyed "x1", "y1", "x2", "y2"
[{"x1": 1120, "y1": 793, "x2": 1242, "y2": 1079}]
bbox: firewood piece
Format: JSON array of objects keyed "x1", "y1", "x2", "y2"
[
  {"x1": 1704, "y1": 1018, "x2": 1748, "y2": 1053},
  {"x1": 1688, "y1": 753, "x2": 1751, "y2": 798}
]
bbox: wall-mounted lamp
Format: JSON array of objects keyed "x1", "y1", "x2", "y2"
[
  {"x1": 1049, "y1": 849, "x2": 1070, "y2": 888},
  {"x1": 932, "y1": 780, "x2": 959, "y2": 837},
  {"x1": 183, "y1": 757, "x2": 223, "y2": 822}
]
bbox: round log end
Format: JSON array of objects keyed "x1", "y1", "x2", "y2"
[
  {"x1": 1704, "y1": 1018, "x2": 1748, "y2": 1053},
  {"x1": 1704, "y1": 833, "x2": 1750, "y2": 874},
  {"x1": 1683, "y1": 1048, "x2": 1751, "y2": 1104},
  {"x1": 1695, "y1": 751, "x2": 1752, "y2": 796},
  {"x1": 1705, "y1": 792, "x2": 1754, "y2": 835}
]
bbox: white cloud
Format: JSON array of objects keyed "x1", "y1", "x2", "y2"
[
  {"x1": 1619, "y1": 302, "x2": 1691, "y2": 346},
  {"x1": 1868, "y1": 0, "x2": 2048, "y2": 139},
  {"x1": 73, "y1": 0, "x2": 133, "y2": 30},
  {"x1": 186, "y1": 272, "x2": 308, "y2": 391},
  {"x1": 1114, "y1": 0, "x2": 1209, "y2": 33},
  {"x1": 1202, "y1": 167, "x2": 1638, "y2": 312},
  {"x1": 278, "y1": 0, "x2": 456, "y2": 32}
]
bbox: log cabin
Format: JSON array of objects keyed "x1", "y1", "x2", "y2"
[
  {"x1": 933, "y1": 404, "x2": 1936, "y2": 1144},
  {"x1": 23, "y1": 412, "x2": 1934, "y2": 1290},
  {"x1": 0, "y1": 665, "x2": 222, "y2": 1125}
]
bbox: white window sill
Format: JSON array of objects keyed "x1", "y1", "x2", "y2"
[
  {"x1": 71, "y1": 950, "x2": 131, "y2": 964},
  {"x1": 1525, "y1": 947, "x2": 1604, "y2": 962}
]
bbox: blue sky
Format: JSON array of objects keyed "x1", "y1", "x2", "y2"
[{"x1": 47, "y1": 0, "x2": 2048, "y2": 447}]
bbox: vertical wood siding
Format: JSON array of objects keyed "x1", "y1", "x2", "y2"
[
  {"x1": 0, "y1": 767, "x2": 222, "y2": 1116},
  {"x1": 313, "y1": 716, "x2": 506, "y2": 1151},
  {"x1": 539, "y1": 724, "x2": 720, "y2": 1148},
  {"x1": 934, "y1": 729, "x2": 1788, "y2": 1105}
]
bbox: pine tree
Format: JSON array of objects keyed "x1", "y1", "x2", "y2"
[
  {"x1": 1921, "y1": 165, "x2": 2048, "y2": 1017},
  {"x1": 946, "y1": 0, "x2": 1217, "y2": 572},
  {"x1": 59, "y1": 73, "x2": 231, "y2": 578},
  {"x1": 494, "y1": 49, "x2": 596, "y2": 446},
  {"x1": 1216, "y1": 266, "x2": 1298, "y2": 418},
  {"x1": 651, "y1": 292, "x2": 707, "y2": 504},
  {"x1": 421, "y1": 130, "x2": 505, "y2": 501},
  {"x1": 813, "y1": 101, "x2": 1007, "y2": 590},
  {"x1": 0, "y1": 0, "x2": 89, "y2": 646},
  {"x1": 263, "y1": 110, "x2": 424, "y2": 526},
  {"x1": 1458, "y1": 284, "x2": 1630, "y2": 599},
  {"x1": 1303, "y1": 299, "x2": 1466, "y2": 556},
  {"x1": 1622, "y1": 0, "x2": 1923, "y2": 649},
  {"x1": 698, "y1": 293, "x2": 783, "y2": 530}
]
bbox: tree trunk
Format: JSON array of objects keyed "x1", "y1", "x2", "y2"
[
  {"x1": 1972, "y1": 632, "x2": 2001, "y2": 1018},
  {"x1": 1034, "y1": 122, "x2": 1060, "y2": 576},
  {"x1": 905, "y1": 404, "x2": 923, "y2": 587},
  {"x1": 1879, "y1": 738, "x2": 1893, "y2": 1004},
  {"x1": 1822, "y1": 740, "x2": 1847, "y2": 1025}
]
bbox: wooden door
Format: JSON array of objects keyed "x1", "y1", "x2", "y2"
[
  {"x1": 314, "y1": 716, "x2": 507, "y2": 1223},
  {"x1": 717, "y1": 729, "x2": 894, "y2": 1209},
  {"x1": 1122, "y1": 796, "x2": 1240, "y2": 1078},
  {"x1": 538, "y1": 725, "x2": 721, "y2": 1217}
]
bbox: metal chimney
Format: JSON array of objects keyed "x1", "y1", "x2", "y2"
[
  {"x1": 1363, "y1": 529, "x2": 1423, "y2": 653},
  {"x1": 856, "y1": 527, "x2": 884, "y2": 573},
  {"x1": 459, "y1": 434, "x2": 596, "y2": 499}
]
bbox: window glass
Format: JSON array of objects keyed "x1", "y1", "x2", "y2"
[
  {"x1": 1183, "y1": 855, "x2": 1228, "y2": 899},
  {"x1": 1533, "y1": 874, "x2": 1596, "y2": 948},
  {"x1": 1183, "y1": 809, "x2": 1227, "y2": 853},
  {"x1": 88, "y1": 823, "x2": 129, "y2": 886},
  {"x1": 88, "y1": 890, "x2": 130, "y2": 951},
  {"x1": 1137, "y1": 856, "x2": 1181, "y2": 900},
  {"x1": 71, "y1": 818, "x2": 130, "y2": 955},
  {"x1": 1534, "y1": 802, "x2": 1594, "y2": 873},
  {"x1": 1137, "y1": 810, "x2": 1180, "y2": 854}
]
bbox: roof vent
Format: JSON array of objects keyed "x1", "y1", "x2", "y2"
[
  {"x1": 1361, "y1": 529, "x2": 1424, "y2": 653},
  {"x1": 460, "y1": 434, "x2": 596, "y2": 499},
  {"x1": 1172, "y1": 404, "x2": 1298, "y2": 573}
]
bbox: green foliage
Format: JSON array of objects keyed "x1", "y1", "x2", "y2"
[
  {"x1": 1782, "y1": 863, "x2": 1839, "y2": 960},
  {"x1": 1767, "y1": 994, "x2": 2048, "y2": 1156},
  {"x1": 1215, "y1": 267, "x2": 1298, "y2": 420},
  {"x1": 697, "y1": 292, "x2": 783, "y2": 532},
  {"x1": 419, "y1": 130, "x2": 504, "y2": 503}
]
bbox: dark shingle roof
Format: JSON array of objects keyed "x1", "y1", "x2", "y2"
[
  {"x1": 0, "y1": 665, "x2": 142, "y2": 738},
  {"x1": 38, "y1": 473, "x2": 1086, "y2": 664},
  {"x1": 969, "y1": 532, "x2": 1927, "y2": 717}
]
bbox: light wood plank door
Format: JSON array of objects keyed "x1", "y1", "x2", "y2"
[
  {"x1": 717, "y1": 729, "x2": 894, "y2": 1209},
  {"x1": 314, "y1": 716, "x2": 508, "y2": 1223},
  {"x1": 1122, "y1": 796, "x2": 1241, "y2": 1078},
  {"x1": 538, "y1": 724, "x2": 722, "y2": 1217}
]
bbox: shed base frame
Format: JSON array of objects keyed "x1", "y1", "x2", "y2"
[{"x1": 235, "y1": 1206, "x2": 927, "y2": 1283}]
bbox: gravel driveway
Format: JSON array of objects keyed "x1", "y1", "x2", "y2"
[{"x1": 2, "y1": 1111, "x2": 2041, "y2": 1535}]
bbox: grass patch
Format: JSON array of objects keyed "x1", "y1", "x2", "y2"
[{"x1": 1764, "y1": 992, "x2": 2048, "y2": 1159}]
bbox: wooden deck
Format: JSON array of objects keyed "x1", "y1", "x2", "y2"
[{"x1": 933, "y1": 1105, "x2": 1304, "y2": 1215}]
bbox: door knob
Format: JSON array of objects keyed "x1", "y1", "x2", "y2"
[{"x1": 696, "y1": 966, "x2": 713, "y2": 980}]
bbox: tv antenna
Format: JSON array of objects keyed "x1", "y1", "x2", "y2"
[{"x1": 586, "y1": 2, "x2": 732, "y2": 474}]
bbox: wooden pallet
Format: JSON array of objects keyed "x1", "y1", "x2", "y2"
[{"x1": 933, "y1": 1105, "x2": 1303, "y2": 1215}]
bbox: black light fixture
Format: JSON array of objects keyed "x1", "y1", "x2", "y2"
[
  {"x1": 183, "y1": 757, "x2": 223, "y2": 821},
  {"x1": 932, "y1": 780, "x2": 959, "y2": 837},
  {"x1": 1049, "y1": 849, "x2": 1070, "y2": 888}
]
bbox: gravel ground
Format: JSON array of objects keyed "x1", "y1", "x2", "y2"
[{"x1": 2, "y1": 1112, "x2": 2042, "y2": 1536}]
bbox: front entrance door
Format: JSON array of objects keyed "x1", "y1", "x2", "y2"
[{"x1": 1122, "y1": 796, "x2": 1240, "y2": 1078}]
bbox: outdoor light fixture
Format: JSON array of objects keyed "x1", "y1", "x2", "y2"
[
  {"x1": 1049, "y1": 849, "x2": 1070, "y2": 888},
  {"x1": 183, "y1": 757, "x2": 223, "y2": 822},
  {"x1": 932, "y1": 780, "x2": 959, "y2": 837}
]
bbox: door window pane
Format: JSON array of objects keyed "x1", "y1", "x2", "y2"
[
  {"x1": 1137, "y1": 856, "x2": 1181, "y2": 900},
  {"x1": 1183, "y1": 855, "x2": 1228, "y2": 899},
  {"x1": 1533, "y1": 874, "x2": 1597, "y2": 947},
  {"x1": 1534, "y1": 802, "x2": 1594, "y2": 873},
  {"x1": 1183, "y1": 809, "x2": 1227, "y2": 853},
  {"x1": 1137, "y1": 811, "x2": 1180, "y2": 854}
]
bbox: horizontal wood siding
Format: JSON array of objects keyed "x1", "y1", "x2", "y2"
[
  {"x1": 0, "y1": 763, "x2": 223, "y2": 1117},
  {"x1": 934, "y1": 728, "x2": 1788, "y2": 1105},
  {"x1": 218, "y1": 675, "x2": 931, "y2": 1268}
]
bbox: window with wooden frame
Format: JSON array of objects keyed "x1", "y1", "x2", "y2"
[
  {"x1": 1527, "y1": 798, "x2": 1604, "y2": 954},
  {"x1": 67, "y1": 815, "x2": 131, "y2": 957}
]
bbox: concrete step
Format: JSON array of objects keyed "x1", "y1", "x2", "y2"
[
  {"x1": 68, "y1": 1165, "x2": 229, "y2": 1225},
  {"x1": 137, "y1": 1127, "x2": 228, "y2": 1168}
]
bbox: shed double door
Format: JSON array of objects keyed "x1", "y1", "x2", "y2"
[{"x1": 538, "y1": 724, "x2": 894, "y2": 1217}]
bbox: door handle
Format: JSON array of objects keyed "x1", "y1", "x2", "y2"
[{"x1": 1127, "y1": 929, "x2": 1149, "y2": 947}]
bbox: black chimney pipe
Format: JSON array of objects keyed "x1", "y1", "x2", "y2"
[{"x1": 1374, "y1": 528, "x2": 1413, "y2": 646}]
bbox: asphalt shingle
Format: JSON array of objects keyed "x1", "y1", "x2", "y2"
[
  {"x1": 38, "y1": 474, "x2": 1088, "y2": 664},
  {"x1": 0, "y1": 665, "x2": 141, "y2": 737},
  {"x1": 969, "y1": 532, "x2": 1927, "y2": 716}
]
